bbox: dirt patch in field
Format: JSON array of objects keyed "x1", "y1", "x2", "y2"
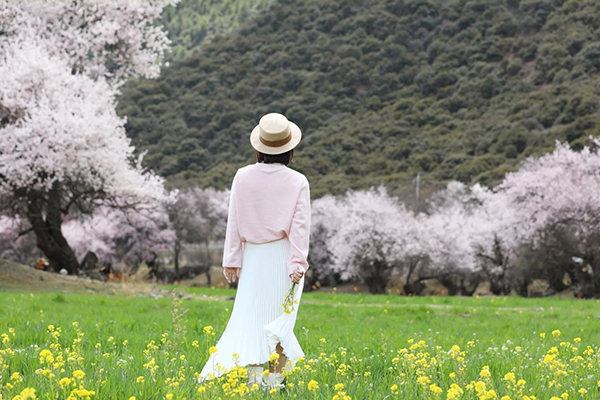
[{"x1": 0, "y1": 258, "x2": 153, "y2": 295}]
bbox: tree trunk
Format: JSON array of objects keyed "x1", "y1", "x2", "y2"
[
  {"x1": 403, "y1": 279, "x2": 425, "y2": 296},
  {"x1": 364, "y1": 275, "x2": 387, "y2": 294},
  {"x1": 437, "y1": 274, "x2": 459, "y2": 296},
  {"x1": 25, "y1": 185, "x2": 79, "y2": 274},
  {"x1": 460, "y1": 275, "x2": 480, "y2": 296}
]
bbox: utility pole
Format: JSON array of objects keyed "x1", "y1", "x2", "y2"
[{"x1": 416, "y1": 172, "x2": 420, "y2": 209}]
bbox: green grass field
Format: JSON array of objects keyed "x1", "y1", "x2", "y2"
[{"x1": 0, "y1": 287, "x2": 599, "y2": 399}]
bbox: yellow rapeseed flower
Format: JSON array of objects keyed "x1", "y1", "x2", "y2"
[
  {"x1": 12, "y1": 387, "x2": 36, "y2": 400},
  {"x1": 72, "y1": 370, "x2": 85, "y2": 380},
  {"x1": 475, "y1": 381, "x2": 486, "y2": 394},
  {"x1": 39, "y1": 349, "x2": 54, "y2": 364},
  {"x1": 417, "y1": 376, "x2": 430, "y2": 386},
  {"x1": 447, "y1": 384, "x2": 463, "y2": 400},
  {"x1": 334, "y1": 383, "x2": 345, "y2": 391},
  {"x1": 451, "y1": 345, "x2": 461, "y2": 357},
  {"x1": 578, "y1": 388, "x2": 587, "y2": 395},
  {"x1": 128, "y1": 397, "x2": 136, "y2": 400},
  {"x1": 429, "y1": 384, "x2": 442, "y2": 394},
  {"x1": 307, "y1": 380, "x2": 319, "y2": 391},
  {"x1": 480, "y1": 365, "x2": 491, "y2": 378},
  {"x1": 552, "y1": 330, "x2": 561, "y2": 338},
  {"x1": 59, "y1": 377, "x2": 72, "y2": 388},
  {"x1": 165, "y1": 394, "x2": 173, "y2": 400},
  {"x1": 209, "y1": 346, "x2": 218, "y2": 356}
]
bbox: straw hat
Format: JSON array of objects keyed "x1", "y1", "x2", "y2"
[{"x1": 250, "y1": 113, "x2": 302, "y2": 155}]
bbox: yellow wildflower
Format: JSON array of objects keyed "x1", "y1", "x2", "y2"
[
  {"x1": 72, "y1": 370, "x2": 85, "y2": 380},
  {"x1": 39, "y1": 349, "x2": 54, "y2": 364},
  {"x1": 307, "y1": 380, "x2": 319, "y2": 391},
  {"x1": 417, "y1": 376, "x2": 430, "y2": 386},
  {"x1": 13, "y1": 388, "x2": 36, "y2": 400},
  {"x1": 480, "y1": 365, "x2": 491, "y2": 378},
  {"x1": 429, "y1": 384, "x2": 442, "y2": 394},
  {"x1": 203, "y1": 326, "x2": 215, "y2": 336},
  {"x1": 451, "y1": 345, "x2": 461, "y2": 357},
  {"x1": 447, "y1": 384, "x2": 463, "y2": 400},
  {"x1": 578, "y1": 388, "x2": 587, "y2": 395},
  {"x1": 552, "y1": 330, "x2": 561, "y2": 338},
  {"x1": 59, "y1": 377, "x2": 72, "y2": 388}
]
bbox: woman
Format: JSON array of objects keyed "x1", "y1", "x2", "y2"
[{"x1": 199, "y1": 113, "x2": 310, "y2": 391}]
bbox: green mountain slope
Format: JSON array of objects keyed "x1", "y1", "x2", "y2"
[
  {"x1": 119, "y1": 0, "x2": 600, "y2": 198},
  {"x1": 158, "y1": 0, "x2": 274, "y2": 58}
]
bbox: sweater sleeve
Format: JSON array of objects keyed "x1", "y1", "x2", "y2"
[
  {"x1": 222, "y1": 171, "x2": 243, "y2": 269},
  {"x1": 287, "y1": 178, "x2": 311, "y2": 277}
]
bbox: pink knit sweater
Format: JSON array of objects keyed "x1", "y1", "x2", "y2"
[{"x1": 222, "y1": 162, "x2": 311, "y2": 277}]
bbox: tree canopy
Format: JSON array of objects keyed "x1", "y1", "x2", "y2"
[{"x1": 119, "y1": 0, "x2": 600, "y2": 198}]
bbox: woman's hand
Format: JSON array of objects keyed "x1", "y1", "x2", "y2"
[
  {"x1": 223, "y1": 267, "x2": 240, "y2": 284},
  {"x1": 290, "y1": 269, "x2": 304, "y2": 284}
]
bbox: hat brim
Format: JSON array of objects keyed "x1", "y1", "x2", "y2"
[{"x1": 250, "y1": 121, "x2": 302, "y2": 155}]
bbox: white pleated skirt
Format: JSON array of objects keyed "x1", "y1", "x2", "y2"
[{"x1": 199, "y1": 237, "x2": 305, "y2": 381}]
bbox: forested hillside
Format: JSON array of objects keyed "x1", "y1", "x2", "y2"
[
  {"x1": 158, "y1": 0, "x2": 273, "y2": 58},
  {"x1": 119, "y1": 0, "x2": 600, "y2": 198}
]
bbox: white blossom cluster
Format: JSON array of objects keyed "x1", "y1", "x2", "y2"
[{"x1": 310, "y1": 139, "x2": 600, "y2": 293}]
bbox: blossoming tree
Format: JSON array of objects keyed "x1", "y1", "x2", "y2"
[
  {"x1": 492, "y1": 140, "x2": 600, "y2": 297},
  {"x1": 0, "y1": 1, "x2": 176, "y2": 274},
  {"x1": 326, "y1": 188, "x2": 423, "y2": 294},
  {"x1": 62, "y1": 204, "x2": 175, "y2": 272},
  {"x1": 420, "y1": 182, "x2": 484, "y2": 295},
  {"x1": 167, "y1": 188, "x2": 229, "y2": 278}
]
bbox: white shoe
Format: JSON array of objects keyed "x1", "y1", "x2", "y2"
[
  {"x1": 247, "y1": 366, "x2": 264, "y2": 386},
  {"x1": 262, "y1": 372, "x2": 284, "y2": 391}
]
